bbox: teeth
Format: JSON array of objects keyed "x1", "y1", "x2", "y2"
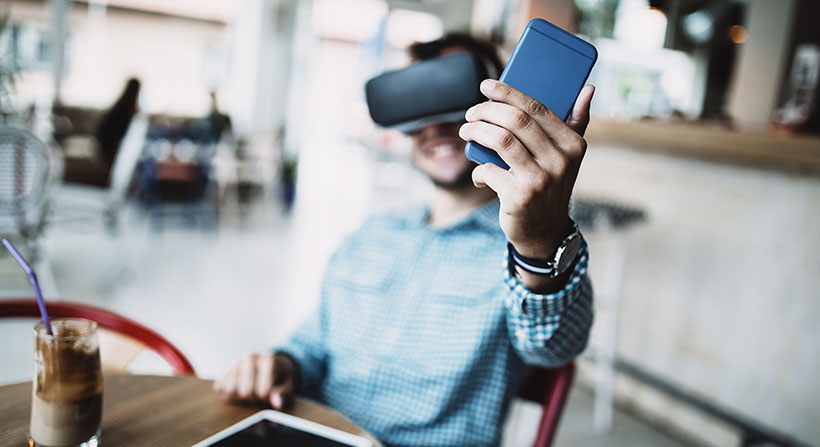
[{"x1": 431, "y1": 144, "x2": 456, "y2": 156}]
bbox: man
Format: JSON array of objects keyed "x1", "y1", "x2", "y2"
[{"x1": 215, "y1": 34, "x2": 595, "y2": 447}]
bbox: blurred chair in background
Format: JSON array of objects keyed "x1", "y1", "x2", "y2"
[
  {"x1": 137, "y1": 117, "x2": 220, "y2": 233},
  {"x1": 48, "y1": 114, "x2": 149, "y2": 235},
  {"x1": 0, "y1": 298, "x2": 195, "y2": 375},
  {"x1": 572, "y1": 198, "x2": 647, "y2": 433},
  {"x1": 51, "y1": 106, "x2": 104, "y2": 182},
  {"x1": 57, "y1": 78, "x2": 141, "y2": 188},
  {"x1": 0, "y1": 127, "x2": 53, "y2": 261}
]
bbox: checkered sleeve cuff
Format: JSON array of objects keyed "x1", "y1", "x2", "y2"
[
  {"x1": 504, "y1": 245, "x2": 589, "y2": 319},
  {"x1": 272, "y1": 311, "x2": 328, "y2": 396},
  {"x1": 274, "y1": 340, "x2": 327, "y2": 396},
  {"x1": 504, "y1": 244, "x2": 593, "y2": 366}
]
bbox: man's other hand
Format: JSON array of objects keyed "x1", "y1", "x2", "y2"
[
  {"x1": 459, "y1": 80, "x2": 594, "y2": 266},
  {"x1": 213, "y1": 353, "x2": 296, "y2": 410}
]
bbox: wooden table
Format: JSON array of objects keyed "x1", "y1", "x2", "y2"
[{"x1": 0, "y1": 374, "x2": 380, "y2": 446}]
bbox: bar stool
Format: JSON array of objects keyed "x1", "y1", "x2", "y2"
[{"x1": 573, "y1": 197, "x2": 647, "y2": 433}]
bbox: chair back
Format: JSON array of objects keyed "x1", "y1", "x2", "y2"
[
  {"x1": 517, "y1": 363, "x2": 576, "y2": 447},
  {"x1": 107, "y1": 114, "x2": 148, "y2": 204},
  {"x1": 0, "y1": 127, "x2": 52, "y2": 238},
  {"x1": 0, "y1": 298, "x2": 195, "y2": 376}
]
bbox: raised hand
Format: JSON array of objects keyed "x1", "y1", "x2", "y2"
[{"x1": 460, "y1": 80, "x2": 594, "y2": 291}]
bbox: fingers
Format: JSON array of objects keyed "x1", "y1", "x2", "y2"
[
  {"x1": 236, "y1": 354, "x2": 257, "y2": 400},
  {"x1": 269, "y1": 355, "x2": 295, "y2": 410},
  {"x1": 472, "y1": 163, "x2": 516, "y2": 201},
  {"x1": 254, "y1": 355, "x2": 275, "y2": 401},
  {"x1": 479, "y1": 79, "x2": 579, "y2": 147},
  {"x1": 215, "y1": 353, "x2": 294, "y2": 410},
  {"x1": 567, "y1": 84, "x2": 595, "y2": 137},
  {"x1": 469, "y1": 80, "x2": 590, "y2": 172},
  {"x1": 459, "y1": 121, "x2": 540, "y2": 176},
  {"x1": 269, "y1": 383, "x2": 294, "y2": 410},
  {"x1": 465, "y1": 101, "x2": 568, "y2": 175},
  {"x1": 213, "y1": 362, "x2": 239, "y2": 399}
]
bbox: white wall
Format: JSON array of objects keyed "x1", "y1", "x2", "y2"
[
  {"x1": 9, "y1": 1, "x2": 228, "y2": 116},
  {"x1": 387, "y1": 0, "x2": 475, "y2": 32}
]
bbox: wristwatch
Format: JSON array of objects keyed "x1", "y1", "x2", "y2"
[{"x1": 508, "y1": 220, "x2": 583, "y2": 277}]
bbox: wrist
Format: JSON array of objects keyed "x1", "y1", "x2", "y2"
[
  {"x1": 273, "y1": 351, "x2": 300, "y2": 392},
  {"x1": 510, "y1": 251, "x2": 581, "y2": 295},
  {"x1": 511, "y1": 218, "x2": 573, "y2": 259},
  {"x1": 508, "y1": 220, "x2": 582, "y2": 278}
]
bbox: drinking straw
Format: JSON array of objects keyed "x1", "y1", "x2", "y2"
[{"x1": 2, "y1": 239, "x2": 53, "y2": 335}]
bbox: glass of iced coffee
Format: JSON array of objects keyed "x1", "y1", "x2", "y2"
[{"x1": 29, "y1": 318, "x2": 103, "y2": 447}]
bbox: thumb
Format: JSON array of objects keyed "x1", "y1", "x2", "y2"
[
  {"x1": 472, "y1": 163, "x2": 515, "y2": 201},
  {"x1": 268, "y1": 380, "x2": 294, "y2": 410},
  {"x1": 567, "y1": 84, "x2": 595, "y2": 136}
]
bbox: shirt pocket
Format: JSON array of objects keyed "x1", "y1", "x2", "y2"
[
  {"x1": 428, "y1": 266, "x2": 499, "y2": 301},
  {"x1": 324, "y1": 251, "x2": 395, "y2": 292}
]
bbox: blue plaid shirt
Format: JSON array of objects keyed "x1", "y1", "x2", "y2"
[{"x1": 278, "y1": 200, "x2": 593, "y2": 447}]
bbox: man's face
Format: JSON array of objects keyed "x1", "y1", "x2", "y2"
[
  {"x1": 410, "y1": 120, "x2": 475, "y2": 190},
  {"x1": 406, "y1": 46, "x2": 483, "y2": 190}
]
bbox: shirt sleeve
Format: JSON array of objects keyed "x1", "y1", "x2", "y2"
[
  {"x1": 504, "y1": 245, "x2": 594, "y2": 367},
  {"x1": 274, "y1": 304, "x2": 329, "y2": 396}
]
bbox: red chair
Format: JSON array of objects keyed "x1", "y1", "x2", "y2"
[
  {"x1": 517, "y1": 363, "x2": 576, "y2": 447},
  {"x1": 0, "y1": 298, "x2": 195, "y2": 376}
]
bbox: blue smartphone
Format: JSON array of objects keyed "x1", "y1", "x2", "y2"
[{"x1": 465, "y1": 18, "x2": 598, "y2": 169}]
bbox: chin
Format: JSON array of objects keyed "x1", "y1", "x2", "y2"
[
  {"x1": 414, "y1": 153, "x2": 476, "y2": 189},
  {"x1": 411, "y1": 129, "x2": 476, "y2": 189},
  {"x1": 428, "y1": 165, "x2": 476, "y2": 190}
]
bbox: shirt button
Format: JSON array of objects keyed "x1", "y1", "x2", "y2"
[
  {"x1": 356, "y1": 360, "x2": 372, "y2": 376},
  {"x1": 384, "y1": 327, "x2": 399, "y2": 343}
]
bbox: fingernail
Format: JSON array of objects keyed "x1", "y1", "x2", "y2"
[
  {"x1": 458, "y1": 123, "x2": 468, "y2": 137},
  {"x1": 480, "y1": 79, "x2": 495, "y2": 94},
  {"x1": 272, "y1": 393, "x2": 282, "y2": 409}
]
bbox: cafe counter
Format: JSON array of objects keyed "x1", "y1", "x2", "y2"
[{"x1": 585, "y1": 119, "x2": 820, "y2": 175}]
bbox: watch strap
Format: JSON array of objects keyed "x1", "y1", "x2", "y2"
[
  {"x1": 508, "y1": 243, "x2": 557, "y2": 275},
  {"x1": 507, "y1": 219, "x2": 585, "y2": 277},
  {"x1": 508, "y1": 242, "x2": 588, "y2": 277}
]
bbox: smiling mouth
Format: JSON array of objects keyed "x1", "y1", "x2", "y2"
[
  {"x1": 424, "y1": 139, "x2": 463, "y2": 159},
  {"x1": 431, "y1": 143, "x2": 457, "y2": 156}
]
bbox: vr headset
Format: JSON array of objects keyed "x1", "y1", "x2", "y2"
[{"x1": 365, "y1": 52, "x2": 493, "y2": 134}]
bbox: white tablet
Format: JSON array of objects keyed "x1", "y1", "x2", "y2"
[{"x1": 192, "y1": 410, "x2": 373, "y2": 447}]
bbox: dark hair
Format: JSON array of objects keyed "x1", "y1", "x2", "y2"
[
  {"x1": 407, "y1": 33, "x2": 504, "y2": 78},
  {"x1": 95, "y1": 77, "x2": 141, "y2": 164}
]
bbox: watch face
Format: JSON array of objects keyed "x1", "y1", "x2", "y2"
[{"x1": 555, "y1": 233, "x2": 582, "y2": 272}]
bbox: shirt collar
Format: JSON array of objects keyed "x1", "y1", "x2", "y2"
[
  {"x1": 470, "y1": 199, "x2": 500, "y2": 231},
  {"x1": 406, "y1": 199, "x2": 500, "y2": 232}
]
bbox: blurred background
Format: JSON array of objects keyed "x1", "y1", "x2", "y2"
[{"x1": 0, "y1": 0, "x2": 818, "y2": 446}]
